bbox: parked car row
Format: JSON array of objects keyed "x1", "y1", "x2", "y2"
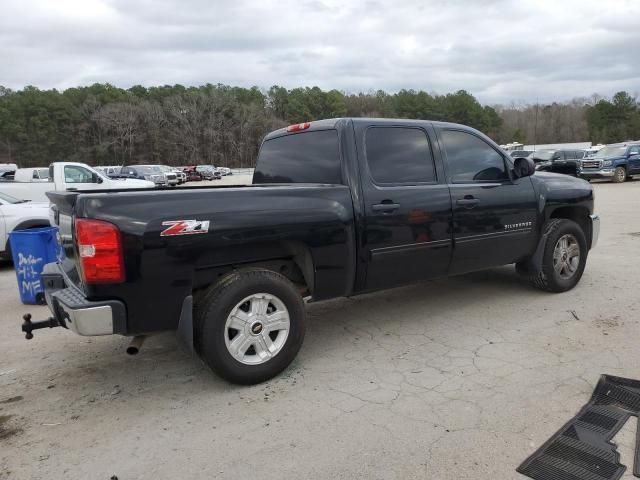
[
  {"x1": 508, "y1": 142, "x2": 640, "y2": 183},
  {"x1": 0, "y1": 162, "x2": 155, "y2": 202},
  {"x1": 94, "y1": 164, "x2": 231, "y2": 184}
]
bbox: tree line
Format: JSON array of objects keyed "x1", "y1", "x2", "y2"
[{"x1": 0, "y1": 83, "x2": 638, "y2": 168}]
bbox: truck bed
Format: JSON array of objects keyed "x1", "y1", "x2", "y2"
[{"x1": 48, "y1": 183, "x2": 356, "y2": 334}]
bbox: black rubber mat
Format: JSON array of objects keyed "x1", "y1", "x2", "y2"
[{"x1": 517, "y1": 374, "x2": 640, "y2": 480}]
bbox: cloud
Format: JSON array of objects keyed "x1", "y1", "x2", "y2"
[{"x1": 0, "y1": 0, "x2": 639, "y2": 103}]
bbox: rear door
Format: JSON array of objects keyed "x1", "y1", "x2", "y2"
[
  {"x1": 436, "y1": 127, "x2": 538, "y2": 274},
  {"x1": 355, "y1": 122, "x2": 453, "y2": 291}
]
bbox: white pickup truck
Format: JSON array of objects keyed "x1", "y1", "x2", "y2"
[
  {"x1": 0, "y1": 162, "x2": 154, "y2": 202},
  {"x1": 0, "y1": 192, "x2": 51, "y2": 260}
]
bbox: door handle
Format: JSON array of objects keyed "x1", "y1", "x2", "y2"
[
  {"x1": 66, "y1": 187, "x2": 78, "y2": 191},
  {"x1": 456, "y1": 197, "x2": 479, "y2": 208},
  {"x1": 372, "y1": 202, "x2": 400, "y2": 213}
]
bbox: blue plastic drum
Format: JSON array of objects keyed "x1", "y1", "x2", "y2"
[{"x1": 9, "y1": 227, "x2": 60, "y2": 305}]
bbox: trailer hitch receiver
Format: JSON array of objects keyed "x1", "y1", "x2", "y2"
[{"x1": 21, "y1": 313, "x2": 62, "y2": 340}]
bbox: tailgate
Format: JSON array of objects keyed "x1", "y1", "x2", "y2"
[{"x1": 47, "y1": 191, "x2": 83, "y2": 288}]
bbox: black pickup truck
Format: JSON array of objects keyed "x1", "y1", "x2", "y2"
[{"x1": 26, "y1": 118, "x2": 599, "y2": 384}]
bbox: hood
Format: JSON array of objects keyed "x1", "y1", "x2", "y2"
[
  {"x1": 531, "y1": 171, "x2": 594, "y2": 209},
  {"x1": 596, "y1": 155, "x2": 625, "y2": 162},
  {"x1": 3, "y1": 201, "x2": 50, "y2": 210},
  {"x1": 533, "y1": 171, "x2": 590, "y2": 187},
  {"x1": 109, "y1": 178, "x2": 155, "y2": 189},
  {"x1": 1, "y1": 201, "x2": 50, "y2": 216}
]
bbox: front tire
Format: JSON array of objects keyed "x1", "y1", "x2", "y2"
[
  {"x1": 521, "y1": 219, "x2": 587, "y2": 293},
  {"x1": 612, "y1": 166, "x2": 626, "y2": 183},
  {"x1": 195, "y1": 269, "x2": 306, "y2": 385}
]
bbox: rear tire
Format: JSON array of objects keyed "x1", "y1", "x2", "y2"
[
  {"x1": 612, "y1": 166, "x2": 626, "y2": 183},
  {"x1": 195, "y1": 268, "x2": 306, "y2": 385},
  {"x1": 522, "y1": 219, "x2": 587, "y2": 293}
]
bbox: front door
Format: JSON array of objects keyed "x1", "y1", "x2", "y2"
[
  {"x1": 356, "y1": 122, "x2": 453, "y2": 291},
  {"x1": 62, "y1": 164, "x2": 103, "y2": 191},
  {"x1": 436, "y1": 128, "x2": 538, "y2": 274},
  {"x1": 628, "y1": 145, "x2": 640, "y2": 174}
]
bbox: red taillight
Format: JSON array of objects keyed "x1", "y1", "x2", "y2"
[
  {"x1": 286, "y1": 122, "x2": 310, "y2": 132},
  {"x1": 75, "y1": 218, "x2": 124, "y2": 284}
]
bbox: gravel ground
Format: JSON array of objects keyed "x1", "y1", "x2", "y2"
[{"x1": 1, "y1": 179, "x2": 639, "y2": 479}]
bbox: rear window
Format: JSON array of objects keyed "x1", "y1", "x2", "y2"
[
  {"x1": 365, "y1": 127, "x2": 436, "y2": 184},
  {"x1": 253, "y1": 130, "x2": 341, "y2": 184}
]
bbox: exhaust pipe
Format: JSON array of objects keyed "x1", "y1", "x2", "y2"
[{"x1": 126, "y1": 335, "x2": 146, "y2": 355}]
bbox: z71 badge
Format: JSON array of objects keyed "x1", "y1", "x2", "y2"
[{"x1": 160, "y1": 219, "x2": 210, "y2": 236}]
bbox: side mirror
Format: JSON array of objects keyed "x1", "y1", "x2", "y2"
[{"x1": 513, "y1": 157, "x2": 535, "y2": 178}]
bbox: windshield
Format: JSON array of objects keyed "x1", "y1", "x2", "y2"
[
  {"x1": 0, "y1": 192, "x2": 23, "y2": 204},
  {"x1": 532, "y1": 150, "x2": 555, "y2": 161},
  {"x1": 594, "y1": 146, "x2": 627, "y2": 159}
]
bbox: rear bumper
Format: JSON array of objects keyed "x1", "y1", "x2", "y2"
[
  {"x1": 42, "y1": 263, "x2": 126, "y2": 336},
  {"x1": 590, "y1": 214, "x2": 600, "y2": 249}
]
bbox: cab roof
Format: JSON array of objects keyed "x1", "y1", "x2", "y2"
[{"x1": 263, "y1": 118, "x2": 476, "y2": 141}]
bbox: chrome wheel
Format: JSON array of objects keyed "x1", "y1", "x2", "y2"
[
  {"x1": 552, "y1": 234, "x2": 580, "y2": 280},
  {"x1": 224, "y1": 293, "x2": 290, "y2": 365}
]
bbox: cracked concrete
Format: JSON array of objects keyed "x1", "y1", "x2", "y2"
[{"x1": 1, "y1": 179, "x2": 640, "y2": 479}]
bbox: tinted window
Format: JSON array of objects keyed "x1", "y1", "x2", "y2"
[
  {"x1": 629, "y1": 146, "x2": 640, "y2": 155},
  {"x1": 254, "y1": 130, "x2": 341, "y2": 184},
  {"x1": 365, "y1": 127, "x2": 436, "y2": 184},
  {"x1": 441, "y1": 130, "x2": 508, "y2": 183}
]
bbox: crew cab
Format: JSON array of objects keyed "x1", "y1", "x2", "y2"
[
  {"x1": 27, "y1": 118, "x2": 599, "y2": 385},
  {"x1": 0, "y1": 192, "x2": 50, "y2": 260},
  {"x1": 0, "y1": 162, "x2": 154, "y2": 202},
  {"x1": 579, "y1": 142, "x2": 640, "y2": 183}
]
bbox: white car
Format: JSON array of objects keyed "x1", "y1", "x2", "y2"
[
  {"x1": 0, "y1": 192, "x2": 51, "y2": 260},
  {"x1": 154, "y1": 165, "x2": 179, "y2": 186},
  {"x1": 173, "y1": 169, "x2": 187, "y2": 184}
]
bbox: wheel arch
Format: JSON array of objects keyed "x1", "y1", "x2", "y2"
[
  {"x1": 12, "y1": 219, "x2": 51, "y2": 231},
  {"x1": 192, "y1": 240, "x2": 315, "y2": 297},
  {"x1": 548, "y1": 206, "x2": 592, "y2": 248}
]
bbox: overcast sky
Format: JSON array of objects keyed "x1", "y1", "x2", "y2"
[{"x1": 1, "y1": 0, "x2": 639, "y2": 104}]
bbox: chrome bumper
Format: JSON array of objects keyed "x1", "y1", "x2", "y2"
[
  {"x1": 590, "y1": 214, "x2": 600, "y2": 249},
  {"x1": 580, "y1": 168, "x2": 614, "y2": 177},
  {"x1": 42, "y1": 263, "x2": 126, "y2": 336}
]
